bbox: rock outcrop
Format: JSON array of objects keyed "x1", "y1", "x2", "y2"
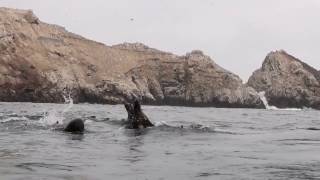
[
  {"x1": 126, "y1": 50, "x2": 263, "y2": 107},
  {"x1": 0, "y1": 7, "x2": 264, "y2": 108},
  {"x1": 248, "y1": 50, "x2": 320, "y2": 109}
]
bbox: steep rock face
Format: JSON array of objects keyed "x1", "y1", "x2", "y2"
[
  {"x1": 127, "y1": 50, "x2": 263, "y2": 107},
  {"x1": 248, "y1": 50, "x2": 320, "y2": 109},
  {"x1": 0, "y1": 8, "x2": 263, "y2": 108}
]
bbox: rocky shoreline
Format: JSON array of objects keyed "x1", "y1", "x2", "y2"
[{"x1": 0, "y1": 8, "x2": 319, "y2": 109}]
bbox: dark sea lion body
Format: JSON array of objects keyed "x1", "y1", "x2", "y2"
[
  {"x1": 64, "y1": 118, "x2": 85, "y2": 133},
  {"x1": 124, "y1": 101, "x2": 154, "y2": 129}
]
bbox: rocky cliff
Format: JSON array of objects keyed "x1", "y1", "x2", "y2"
[
  {"x1": 248, "y1": 50, "x2": 320, "y2": 109},
  {"x1": 0, "y1": 7, "x2": 264, "y2": 108}
]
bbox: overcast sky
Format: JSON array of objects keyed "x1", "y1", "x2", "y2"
[{"x1": 1, "y1": 0, "x2": 320, "y2": 81}]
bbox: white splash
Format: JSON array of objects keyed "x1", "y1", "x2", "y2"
[
  {"x1": 258, "y1": 91, "x2": 301, "y2": 111},
  {"x1": 0, "y1": 116, "x2": 29, "y2": 123},
  {"x1": 258, "y1": 91, "x2": 278, "y2": 110},
  {"x1": 62, "y1": 93, "x2": 74, "y2": 113},
  {"x1": 38, "y1": 110, "x2": 62, "y2": 126},
  {"x1": 154, "y1": 121, "x2": 170, "y2": 127},
  {"x1": 39, "y1": 92, "x2": 74, "y2": 126}
]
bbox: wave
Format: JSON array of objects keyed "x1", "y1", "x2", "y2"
[
  {"x1": 154, "y1": 121, "x2": 239, "y2": 134},
  {"x1": 16, "y1": 162, "x2": 75, "y2": 172},
  {"x1": 0, "y1": 116, "x2": 29, "y2": 123},
  {"x1": 99, "y1": 117, "x2": 236, "y2": 134}
]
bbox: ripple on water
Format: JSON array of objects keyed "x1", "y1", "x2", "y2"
[
  {"x1": 15, "y1": 162, "x2": 76, "y2": 172},
  {"x1": 264, "y1": 163, "x2": 320, "y2": 180},
  {"x1": 276, "y1": 138, "x2": 320, "y2": 146},
  {"x1": 196, "y1": 171, "x2": 233, "y2": 178},
  {"x1": 0, "y1": 149, "x2": 22, "y2": 159}
]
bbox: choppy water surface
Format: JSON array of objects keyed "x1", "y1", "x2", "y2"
[{"x1": 1, "y1": 102, "x2": 320, "y2": 180}]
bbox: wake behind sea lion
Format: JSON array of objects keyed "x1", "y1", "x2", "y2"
[{"x1": 124, "y1": 100, "x2": 154, "y2": 129}]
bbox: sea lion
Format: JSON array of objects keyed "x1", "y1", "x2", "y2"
[
  {"x1": 64, "y1": 118, "x2": 84, "y2": 133},
  {"x1": 124, "y1": 100, "x2": 154, "y2": 129}
]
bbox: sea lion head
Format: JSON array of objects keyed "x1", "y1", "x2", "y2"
[{"x1": 64, "y1": 118, "x2": 84, "y2": 133}]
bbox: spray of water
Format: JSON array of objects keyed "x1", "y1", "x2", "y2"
[
  {"x1": 258, "y1": 91, "x2": 301, "y2": 111},
  {"x1": 38, "y1": 92, "x2": 74, "y2": 126},
  {"x1": 62, "y1": 92, "x2": 74, "y2": 113},
  {"x1": 258, "y1": 91, "x2": 278, "y2": 110}
]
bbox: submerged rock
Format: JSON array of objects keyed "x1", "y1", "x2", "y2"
[
  {"x1": 248, "y1": 50, "x2": 320, "y2": 109},
  {"x1": 0, "y1": 7, "x2": 263, "y2": 108}
]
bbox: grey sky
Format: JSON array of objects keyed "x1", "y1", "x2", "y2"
[{"x1": 1, "y1": 0, "x2": 320, "y2": 81}]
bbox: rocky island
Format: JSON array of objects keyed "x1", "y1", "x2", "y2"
[
  {"x1": 248, "y1": 50, "x2": 320, "y2": 110},
  {"x1": 0, "y1": 7, "x2": 264, "y2": 108}
]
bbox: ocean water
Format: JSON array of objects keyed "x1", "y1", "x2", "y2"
[{"x1": 0, "y1": 102, "x2": 320, "y2": 180}]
